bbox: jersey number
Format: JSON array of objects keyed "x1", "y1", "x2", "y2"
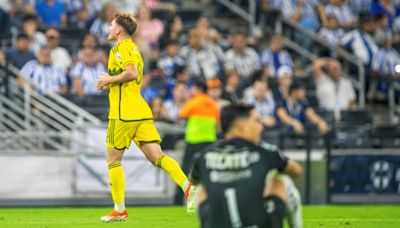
[{"x1": 225, "y1": 188, "x2": 242, "y2": 228}]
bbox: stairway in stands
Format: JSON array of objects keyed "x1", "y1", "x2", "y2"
[{"x1": 0, "y1": 64, "x2": 101, "y2": 153}]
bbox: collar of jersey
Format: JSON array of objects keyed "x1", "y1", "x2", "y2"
[{"x1": 117, "y1": 38, "x2": 133, "y2": 46}]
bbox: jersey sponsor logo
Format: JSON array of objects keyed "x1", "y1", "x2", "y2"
[
  {"x1": 210, "y1": 169, "x2": 252, "y2": 183},
  {"x1": 205, "y1": 150, "x2": 260, "y2": 170}
]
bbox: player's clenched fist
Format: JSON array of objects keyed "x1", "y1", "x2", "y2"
[{"x1": 97, "y1": 73, "x2": 111, "y2": 90}]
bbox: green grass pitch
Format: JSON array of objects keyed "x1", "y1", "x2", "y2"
[{"x1": 0, "y1": 205, "x2": 399, "y2": 227}]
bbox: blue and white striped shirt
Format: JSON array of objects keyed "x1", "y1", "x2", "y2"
[
  {"x1": 318, "y1": 27, "x2": 345, "y2": 47},
  {"x1": 281, "y1": 0, "x2": 320, "y2": 31},
  {"x1": 348, "y1": 0, "x2": 372, "y2": 15},
  {"x1": 225, "y1": 47, "x2": 261, "y2": 79},
  {"x1": 260, "y1": 49, "x2": 294, "y2": 78},
  {"x1": 325, "y1": 3, "x2": 355, "y2": 27},
  {"x1": 70, "y1": 61, "x2": 106, "y2": 95},
  {"x1": 157, "y1": 53, "x2": 185, "y2": 78},
  {"x1": 89, "y1": 18, "x2": 109, "y2": 45},
  {"x1": 371, "y1": 48, "x2": 400, "y2": 76},
  {"x1": 20, "y1": 60, "x2": 66, "y2": 94},
  {"x1": 341, "y1": 29, "x2": 378, "y2": 66}
]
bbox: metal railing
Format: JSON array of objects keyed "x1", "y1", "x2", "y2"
[
  {"x1": 0, "y1": 63, "x2": 102, "y2": 153},
  {"x1": 216, "y1": 0, "x2": 257, "y2": 35},
  {"x1": 274, "y1": 17, "x2": 366, "y2": 108},
  {"x1": 388, "y1": 81, "x2": 400, "y2": 123},
  {"x1": 211, "y1": 0, "x2": 366, "y2": 108}
]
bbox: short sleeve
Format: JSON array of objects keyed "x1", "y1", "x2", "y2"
[
  {"x1": 260, "y1": 142, "x2": 288, "y2": 171},
  {"x1": 119, "y1": 44, "x2": 139, "y2": 70},
  {"x1": 20, "y1": 61, "x2": 35, "y2": 79},
  {"x1": 302, "y1": 99, "x2": 311, "y2": 110},
  {"x1": 276, "y1": 99, "x2": 286, "y2": 109},
  {"x1": 70, "y1": 62, "x2": 83, "y2": 78},
  {"x1": 272, "y1": 149, "x2": 288, "y2": 172}
]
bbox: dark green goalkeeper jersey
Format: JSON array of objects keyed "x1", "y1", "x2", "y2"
[{"x1": 191, "y1": 138, "x2": 288, "y2": 228}]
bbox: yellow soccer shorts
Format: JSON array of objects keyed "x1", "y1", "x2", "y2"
[{"x1": 106, "y1": 119, "x2": 162, "y2": 150}]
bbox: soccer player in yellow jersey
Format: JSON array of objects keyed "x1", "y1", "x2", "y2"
[{"x1": 96, "y1": 13, "x2": 196, "y2": 222}]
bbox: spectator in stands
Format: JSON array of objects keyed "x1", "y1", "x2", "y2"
[
  {"x1": 281, "y1": 0, "x2": 326, "y2": 32},
  {"x1": 195, "y1": 16, "x2": 225, "y2": 64},
  {"x1": 260, "y1": 35, "x2": 294, "y2": 78},
  {"x1": 66, "y1": 0, "x2": 102, "y2": 26},
  {"x1": 22, "y1": 15, "x2": 46, "y2": 54},
  {"x1": 314, "y1": 58, "x2": 357, "y2": 117},
  {"x1": 35, "y1": 0, "x2": 67, "y2": 28},
  {"x1": 163, "y1": 82, "x2": 187, "y2": 123},
  {"x1": 135, "y1": 6, "x2": 164, "y2": 60},
  {"x1": 159, "y1": 15, "x2": 185, "y2": 50},
  {"x1": 372, "y1": 33, "x2": 400, "y2": 79},
  {"x1": 370, "y1": 32, "x2": 400, "y2": 100},
  {"x1": 324, "y1": 0, "x2": 356, "y2": 29},
  {"x1": 71, "y1": 48, "x2": 106, "y2": 97},
  {"x1": 195, "y1": 16, "x2": 222, "y2": 46},
  {"x1": 165, "y1": 65, "x2": 191, "y2": 100},
  {"x1": 45, "y1": 28, "x2": 72, "y2": 71},
  {"x1": 9, "y1": 0, "x2": 35, "y2": 26},
  {"x1": 89, "y1": 2, "x2": 117, "y2": 46},
  {"x1": 180, "y1": 29, "x2": 222, "y2": 80},
  {"x1": 276, "y1": 81, "x2": 328, "y2": 135},
  {"x1": 260, "y1": 0, "x2": 283, "y2": 28},
  {"x1": 143, "y1": 0, "x2": 177, "y2": 12},
  {"x1": 157, "y1": 41, "x2": 184, "y2": 79},
  {"x1": 243, "y1": 78, "x2": 276, "y2": 127},
  {"x1": 66, "y1": 0, "x2": 91, "y2": 29},
  {"x1": 141, "y1": 73, "x2": 159, "y2": 102},
  {"x1": 207, "y1": 78, "x2": 229, "y2": 109},
  {"x1": 282, "y1": 0, "x2": 326, "y2": 64},
  {"x1": 341, "y1": 13, "x2": 378, "y2": 67},
  {"x1": 374, "y1": 13, "x2": 392, "y2": 46},
  {"x1": 75, "y1": 33, "x2": 107, "y2": 66},
  {"x1": 273, "y1": 66, "x2": 293, "y2": 102},
  {"x1": 348, "y1": 0, "x2": 372, "y2": 15},
  {"x1": 225, "y1": 31, "x2": 261, "y2": 89},
  {"x1": 5, "y1": 33, "x2": 36, "y2": 69},
  {"x1": 19, "y1": 46, "x2": 67, "y2": 94},
  {"x1": 242, "y1": 68, "x2": 270, "y2": 99},
  {"x1": 318, "y1": 14, "x2": 345, "y2": 57},
  {"x1": 371, "y1": 0, "x2": 400, "y2": 28},
  {"x1": 149, "y1": 96, "x2": 169, "y2": 122},
  {"x1": 221, "y1": 70, "x2": 241, "y2": 104},
  {"x1": 112, "y1": 0, "x2": 141, "y2": 16}
]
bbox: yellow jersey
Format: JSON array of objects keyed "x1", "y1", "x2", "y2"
[{"x1": 107, "y1": 38, "x2": 153, "y2": 121}]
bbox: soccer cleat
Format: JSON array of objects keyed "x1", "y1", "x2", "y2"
[
  {"x1": 184, "y1": 182, "x2": 198, "y2": 215},
  {"x1": 100, "y1": 209, "x2": 128, "y2": 222}
]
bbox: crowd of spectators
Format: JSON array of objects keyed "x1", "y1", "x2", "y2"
[{"x1": 0, "y1": 0, "x2": 399, "y2": 132}]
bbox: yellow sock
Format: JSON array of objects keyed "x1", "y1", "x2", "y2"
[
  {"x1": 155, "y1": 154, "x2": 189, "y2": 192},
  {"x1": 108, "y1": 162, "x2": 125, "y2": 206}
]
